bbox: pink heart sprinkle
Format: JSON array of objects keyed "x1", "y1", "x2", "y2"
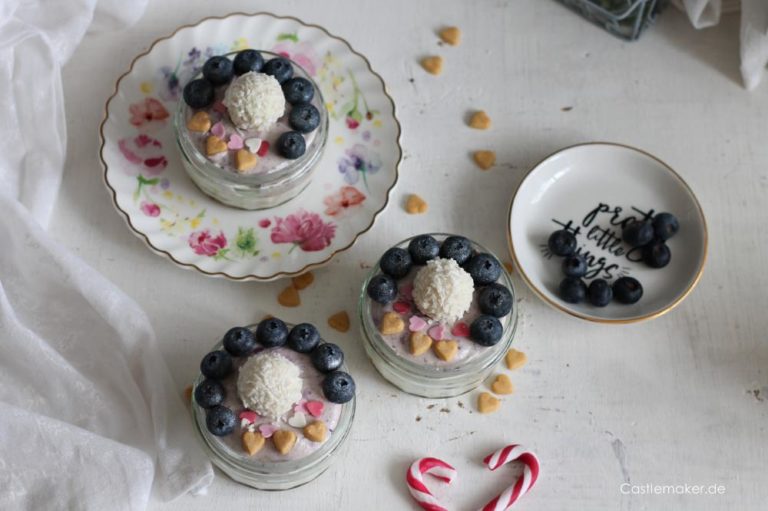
[
  {"x1": 400, "y1": 284, "x2": 413, "y2": 301},
  {"x1": 305, "y1": 400, "x2": 324, "y2": 418},
  {"x1": 211, "y1": 122, "x2": 225, "y2": 138},
  {"x1": 228, "y1": 133, "x2": 244, "y2": 150},
  {"x1": 393, "y1": 301, "x2": 411, "y2": 314},
  {"x1": 239, "y1": 410, "x2": 258, "y2": 424},
  {"x1": 293, "y1": 399, "x2": 307, "y2": 414},
  {"x1": 451, "y1": 322, "x2": 470, "y2": 338},
  {"x1": 259, "y1": 423, "x2": 278, "y2": 438},
  {"x1": 409, "y1": 316, "x2": 428, "y2": 332},
  {"x1": 213, "y1": 101, "x2": 227, "y2": 113},
  {"x1": 428, "y1": 324, "x2": 446, "y2": 341}
]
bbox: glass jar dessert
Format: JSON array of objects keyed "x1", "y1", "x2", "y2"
[
  {"x1": 174, "y1": 49, "x2": 328, "y2": 210},
  {"x1": 190, "y1": 319, "x2": 355, "y2": 490},
  {"x1": 359, "y1": 233, "x2": 518, "y2": 398}
]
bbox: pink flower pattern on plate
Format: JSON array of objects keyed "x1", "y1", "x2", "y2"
[
  {"x1": 323, "y1": 186, "x2": 366, "y2": 216},
  {"x1": 272, "y1": 41, "x2": 320, "y2": 76},
  {"x1": 270, "y1": 210, "x2": 336, "y2": 252},
  {"x1": 188, "y1": 229, "x2": 227, "y2": 257},
  {"x1": 129, "y1": 97, "x2": 169, "y2": 128},
  {"x1": 140, "y1": 201, "x2": 161, "y2": 217},
  {"x1": 118, "y1": 134, "x2": 167, "y2": 176}
]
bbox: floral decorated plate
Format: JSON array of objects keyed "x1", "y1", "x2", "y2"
[
  {"x1": 100, "y1": 12, "x2": 401, "y2": 280},
  {"x1": 508, "y1": 142, "x2": 707, "y2": 324}
]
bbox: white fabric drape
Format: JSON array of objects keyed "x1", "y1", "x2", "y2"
[
  {"x1": 674, "y1": 0, "x2": 768, "y2": 90},
  {"x1": 0, "y1": 1, "x2": 213, "y2": 510}
]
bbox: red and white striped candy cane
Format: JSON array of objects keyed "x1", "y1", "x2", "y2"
[
  {"x1": 406, "y1": 457, "x2": 458, "y2": 511},
  {"x1": 479, "y1": 444, "x2": 540, "y2": 511}
]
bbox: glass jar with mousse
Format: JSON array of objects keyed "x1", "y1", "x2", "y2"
[{"x1": 359, "y1": 233, "x2": 518, "y2": 398}]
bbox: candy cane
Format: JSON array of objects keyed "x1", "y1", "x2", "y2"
[
  {"x1": 406, "y1": 457, "x2": 458, "y2": 511},
  {"x1": 479, "y1": 444, "x2": 540, "y2": 511}
]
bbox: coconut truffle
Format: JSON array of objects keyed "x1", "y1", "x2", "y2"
[
  {"x1": 224, "y1": 72, "x2": 285, "y2": 131},
  {"x1": 412, "y1": 257, "x2": 474, "y2": 323},
  {"x1": 237, "y1": 351, "x2": 302, "y2": 419}
]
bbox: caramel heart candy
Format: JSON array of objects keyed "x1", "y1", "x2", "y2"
[
  {"x1": 433, "y1": 340, "x2": 458, "y2": 362},
  {"x1": 379, "y1": 312, "x2": 405, "y2": 335},
  {"x1": 187, "y1": 111, "x2": 212, "y2": 132},
  {"x1": 234, "y1": 149, "x2": 258, "y2": 172},
  {"x1": 478, "y1": 392, "x2": 501, "y2": 414},
  {"x1": 409, "y1": 331, "x2": 433, "y2": 356},
  {"x1": 421, "y1": 56, "x2": 443, "y2": 75},
  {"x1": 405, "y1": 194, "x2": 428, "y2": 214},
  {"x1": 303, "y1": 420, "x2": 328, "y2": 443},
  {"x1": 272, "y1": 430, "x2": 297, "y2": 455},
  {"x1": 439, "y1": 26, "x2": 461, "y2": 46},
  {"x1": 277, "y1": 285, "x2": 300, "y2": 307},
  {"x1": 242, "y1": 430, "x2": 265, "y2": 456},
  {"x1": 473, "y1": 150, "x2": 496, "y2": 170},
  {"x1": 503, "y1": 262, "x2": 515, "y2": 274},
  {"x1": 292, "y1": 272, "x2": 315, "y2": 290},
  {"x1": 491, "y1": 374, "x2": 514, "y2": 395},
  {"x1": 205, "y1": 135, "x2": 228, "y2": 156},
  {"x1": 328, "y1": 311, "x2": 350, "y2": 333},
  {"x1": 469, "y1": 110, "x2": 491, "y2": 130},
  {"x1": 505, "y1": 348, "x2": 528, "y2": 370}
]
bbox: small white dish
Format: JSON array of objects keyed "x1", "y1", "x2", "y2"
[{"x1": 508, "y1": 142, "x2": 707, "y2": 323}]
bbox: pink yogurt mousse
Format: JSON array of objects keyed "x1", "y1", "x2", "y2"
[
  {"x1": 212, "y1": 347, "x2": 342, "y2": 463},
  {"x1": 369, "y1": 270, "x2": 510, "y2": 367}
]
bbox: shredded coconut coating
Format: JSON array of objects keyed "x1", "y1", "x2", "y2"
[
  {"x1": 412, "y1": 258, "x2": 475, "y2": 323},
  {"x1": 224, "y1": 72, "x2": 285, "y2": 131},
  {"x1": 237, "y1": 351, "x2": 302, "y2": 419}
]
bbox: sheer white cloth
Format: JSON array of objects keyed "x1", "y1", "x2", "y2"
[
  {"x1": 675, "y1": 0, "x2": 768, "y2": 90},
  {"x1": 0, "y1": 1, "x2": 213, "y2": 510}
]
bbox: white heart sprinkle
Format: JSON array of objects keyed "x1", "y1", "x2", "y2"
[
  {"x1": 287, "y1": 411, "x2": 308, "y2": 428},
  {"x1": 245, "y1": 137, "x2": 262, "y2": 154}
]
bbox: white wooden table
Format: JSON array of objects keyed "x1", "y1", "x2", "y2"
[{"x1": 55, "y1": 1, "x2": 767, "y2": 509}]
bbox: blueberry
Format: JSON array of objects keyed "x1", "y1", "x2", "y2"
[
  {"x1": 559, "y1": 277, "x2": 587, "y2": 304},
  {"x1": 256, "y1": 318, "x2": 289, "y2": 347},
  {"x1": 194, "y1": 379, "x2": 225, "y2": 409},
  {"x1": 464, "y1": 253, "x2": 502, "y2": 286},
  {"x1": 613, "y1": 277, "x2": 643, "y2": 304},
  {"x1": 311, "y1": 343, "x2": 344, "y2": 373},
  {"x1": 408, "y1": 235, "x2": 440, "y2": 265},
  {"x1": 233, "y1": 49, "x2": 264, "y2": 75},
  {"x1": 652, "y1": 213, "x2": 679, "y2": 241},
  {"x1": 202, "y1": 56, "x2": 234, "y2": 86},
  {"x1": 222, "y1": 326, "x2": 257, "y2": 356},
  {"x1": 469, "y1": 315, "x2": 504, "y2": 346},
  {"x1": 263, "y1": 57, "x2": 294, "y2": 84},
  {"x1": 439, "y1": 236, "x2": 472, "y2": 265},
  {"x1": 587, "y1": 279, "x2": 612, "y2": 307},
  {"x1": 289, "y1": 103, "x2": 321, "y2": 133},
  {"x1": 321, "y1": 371, "x2": 356, "y2": 404},
  {"x1": 282, "y1": 77, "x2": 315, "y2": 104},
  {"x1": 548, "y1": 230, "x2": 577, "y2": 257},
  {"x1": 200, "y1": 350, "x2": 233, "y2": 379},
  {"x1": 275, "y1": 131, "x2": 306, "y2": 159},
  {"x1": 562, "y1": 254, "x2": 588, "y2": 278},
  {"x1": 205, "y1": 405, "x2": 237, "y2": 436},
  {"x1": 182, "y1": 78, "x2": 214, "y2": 108},
  {"x1": 287, "y1": 323, "x2": 321, "y2": 353},
  {"x1": 380, "y1": 247, "x2": 412, "y2": 279},
  {"x1": 643, "y1": 241, "x2": 671, "y2": 268},
  {"x1": 366, "y1": 274, "x2": 398, "y2": 304},
  {"x1": 622, "y1": 220, "x2": 654, "y2": 247},
  {"x1": 477, "y1": 283, "x2": 513, "y2": 318}
]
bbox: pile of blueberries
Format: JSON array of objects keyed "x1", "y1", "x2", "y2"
[
  {"x1": 548, "y1": 212, "x2": 680, "y2": 307},
  {"x1": 182, "y1": 49, "x2": 321, "y2": 160},
  {"x1": 194, "y1": 319, "x2": 356, "y2": 437},
  {"x1": 366, "y1": 234, "x2": 513, "y2": 347}
]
